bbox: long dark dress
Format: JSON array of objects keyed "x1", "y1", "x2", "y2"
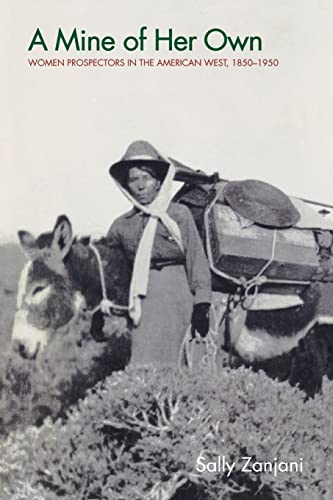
[{"x1": 106, "y1": 202, "x2": 211, "y2": 365}]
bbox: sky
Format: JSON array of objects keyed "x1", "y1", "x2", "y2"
[{"x1": 1, "y1": 0, "x2": 333, "y2": 242}]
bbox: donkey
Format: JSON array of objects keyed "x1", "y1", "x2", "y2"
[
  {"x1": 174, "y1": 182, "x2": 333, "y2": 396},
  {"x1": 12, "y1": 212, "x2": 333, "y2": 396},
  {"x1": 12, "y1": 215, "x2": 131, "y2": 360}
]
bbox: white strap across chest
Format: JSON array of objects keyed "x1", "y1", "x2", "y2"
[{"x1": 115, "y1": 162, "x2": 183, "y2": 325}]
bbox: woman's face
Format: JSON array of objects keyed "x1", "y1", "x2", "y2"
[{"x1": 127, "y1": 166, "x2": 161, "y2": 205}]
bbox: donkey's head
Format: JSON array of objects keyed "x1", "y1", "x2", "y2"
[{"x1": 12, "y1": 215, "x2": 85, "y2": 359}]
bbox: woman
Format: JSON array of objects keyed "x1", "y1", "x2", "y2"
[{"x1": 107, "y1": 140, "x2": 212, "y2": 365}]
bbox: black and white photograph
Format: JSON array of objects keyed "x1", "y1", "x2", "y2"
[{"x1": 1, "y1": 1, "x2": 333, "y2": 499}]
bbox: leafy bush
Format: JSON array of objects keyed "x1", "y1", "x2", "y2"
[{"x1": 2, "y1": 365, "x2": 332, "y2": 500}]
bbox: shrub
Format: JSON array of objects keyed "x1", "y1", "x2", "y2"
[{"x1": 2, "y1": 365, "x2": 332, "y2": 500}]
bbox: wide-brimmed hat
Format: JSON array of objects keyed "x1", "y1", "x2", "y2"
[
  {"x1": 109, "y1": 140, "x2": 170, "y2": 186},
  {"x1": 223, "y1": 179, "x2": 300, "y2": 228}
]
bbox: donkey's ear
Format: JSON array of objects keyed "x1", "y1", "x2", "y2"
[
  {"x1": 51, "y1": 215, "x2": 73, "y2": 259},
  {"x1": 18, "y1": 231, "x2": 38, "y2": 259}
]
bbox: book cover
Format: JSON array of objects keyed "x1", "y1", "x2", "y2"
[{"x1": 1, "y1": 1, "x2": 332, "y2": 499}]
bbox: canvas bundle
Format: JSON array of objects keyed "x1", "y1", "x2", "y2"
[
  {"x1": 208, "y1": 185, "x2": 333, "y2": 294},
  {"x1": 175, "y1": 179, "x2": 333, "y2": 294}
]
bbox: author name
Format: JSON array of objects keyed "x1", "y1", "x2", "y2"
[{"x1": 196, "y1": 454, "x2": 303, "y2": 477}]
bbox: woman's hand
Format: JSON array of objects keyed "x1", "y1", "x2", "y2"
[{"x1": 191, "y1": 303, "x2": 210, "y2": 338}]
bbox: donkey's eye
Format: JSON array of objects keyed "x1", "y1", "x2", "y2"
[{"x1": 29, "y1": 284, "x2": 51, "y2": 305}]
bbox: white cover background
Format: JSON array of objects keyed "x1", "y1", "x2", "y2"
[{"x1": 1, "y1": 0, "x2": 332, "y2": 240}]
